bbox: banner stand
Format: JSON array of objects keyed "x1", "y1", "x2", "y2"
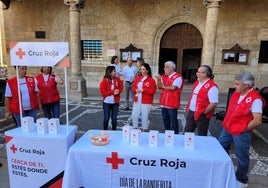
[
  {"x1": 15, "y1": 66, "x2": 23, "y2": 126},
  {"x1": 64, "y1": 67, "x2": 69, "y2": 132},
  {"x1": 10, "y1": 42, "x2": 70, "y2": 134}
]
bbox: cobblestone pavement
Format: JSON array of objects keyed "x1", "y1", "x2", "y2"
[{"x1": 0, "y1": 87, "x2": 267, "y2": 188}]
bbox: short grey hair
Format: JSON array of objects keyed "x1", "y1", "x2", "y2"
[
  {"x1": 165, "y1": 61, "x2": 176, "y2": 70},
  {"x1": 235, "y1": 72, "x2": 255, "y2": 87}
]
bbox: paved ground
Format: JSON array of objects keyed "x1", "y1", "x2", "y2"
[{"x1": 0, "y1": 85, "x2": 267, "y2": 188}]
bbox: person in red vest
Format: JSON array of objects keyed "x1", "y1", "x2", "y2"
[
  {"x1": 185, "y1": 65, "x2": 219, "y2": 136},
  {"x1": 156, "y1": 61, "x2": 183, "y2": 134},
  {"x1": 218, "y1": 73, "x2": 264, "y2": 188},
  {"x1": 99, "y1": 65, "x2": 123, "y2": 130},
  {"x1": 5, "y1": 66, "x2": 41, "y2": 126},
  {"x1": 36, "y1": 66, "x2": 63, "y2": 119},
  {"x1": 131, "y1": 63, "x2": 156, "y2": 130}
]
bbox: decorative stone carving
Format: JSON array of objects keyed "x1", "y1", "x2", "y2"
[
  {"x1": 64, "y1": 0, "x2": 85, "y2": 9},
  {"x1": 203, "y1": 0, "x2": 223, "y2": 7}
]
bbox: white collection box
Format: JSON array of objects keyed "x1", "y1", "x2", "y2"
[
  {"x1": 21, "y1": 116, "x2": 35, "y2": 132},
  {"x1": 130, "y1": 129, "x2": 141, "y2": 146},
  {"x1": 48, "y1": 118, "x2": 60, "y2": 134},
  {"x1": 122, "y1": 125, "x2": 133, "y2": 142},
  {"x1": 184, "y1": 132, "x2": 195, "y2": 150},
  {"x1": 37, "y1": 118, "x2": 48, "y2": 134},
  {"x1": 149, "y1": 130, "x2": 159, "y2": 147},
  {"x1": 164, "y1": 130, "x2": 174, "y2": 147}
]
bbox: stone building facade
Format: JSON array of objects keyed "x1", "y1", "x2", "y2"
[{"x1": 1, "y1": 0, "x2": 268, "y2": 100}]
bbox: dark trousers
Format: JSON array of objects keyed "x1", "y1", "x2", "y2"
[
  {"x1": 42, "y1": 102, "x2": 60, "y2": 119},
  {"x1": 161, "y1": 107, "x2": 179, "y2": 134},
  {"x1": 103, "y1": 102, "x2": 119, "y2": 130},
  {"x1": 125, "y1": 81, "x2": 133, "y2": 108},
  {"x1": 13, "y1": 109, "x2": 38, "y2": 127},
  {"x1": 184, "y1": 110, "x2": 210, "y2": 136}
]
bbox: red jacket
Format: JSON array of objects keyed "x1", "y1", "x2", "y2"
[
  {"x1": 36, "y1": 74, "x2": 60, "y2": 104},
  {"x1": 159, "y1": 73, "x2": 183, "y2": 109},
  {"x1": 99, "y1": 77, "x2": 123, "y2": 103},
  {"x1": 132, "y1": 76, "x2": 156, "y2": 104},
  {"x1": 186, "y1": 79, "x2": 217, "y2": 120},
  {"x1": 223, "y1": 89, "x2": 264, "y2": 135},
  {"x1": 7, "y1": 76, "x2": 38, "y2": 114}
]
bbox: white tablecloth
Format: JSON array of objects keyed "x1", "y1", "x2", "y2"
[
  {"x1": 62, "y1": 130, "x2": 236, "y2": 188},
  {"x1": 5, "y1": 125, "x2": 77, "y2": 188}
]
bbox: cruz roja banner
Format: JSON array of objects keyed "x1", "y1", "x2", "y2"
[
  {"x1": 9, "y1": 42, "x2": 69, "y2": 67},
  {"x1": 9, "y1": 42, "x2": 71, "y2": 125}
]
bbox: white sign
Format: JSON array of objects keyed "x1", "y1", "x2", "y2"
[
  {"x1": 5, "y1": 126, "x2": 77, "y2": 188},
  {"x1": 9, "y1": 42, "x2": 69, "y2": 67}
]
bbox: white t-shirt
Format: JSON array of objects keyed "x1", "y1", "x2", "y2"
[
  {"x1": 104, "y1": 80, "x2": 115, "y2": 104},
  {"x1": 5, "y1": 77, "x2": 38, "y2": 110},
  {"x1": 189, "y1": 79, "x2": 219, "y2": 111}
]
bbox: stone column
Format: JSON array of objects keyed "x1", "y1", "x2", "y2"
[
  {"x1": 64, "y1": 0, "x2": 87, "y2": 101},
  {"x1": 201, "y1": 0, "x2": 223, "y2": 67}
]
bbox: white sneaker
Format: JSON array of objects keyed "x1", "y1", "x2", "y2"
[{"x1": 236, "y1": 180, "x2": 248, "y2": 188}]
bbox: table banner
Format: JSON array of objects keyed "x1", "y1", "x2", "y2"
[
  {"x1": 62, "y1": 130, "x2": 237, "y2": 188},
  {"x1": 5, "y1": 125, "x2": 77, "y2": 188}
]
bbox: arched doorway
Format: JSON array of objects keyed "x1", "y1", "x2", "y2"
[{"x1": 159, "y1": 23, "x2": 203, "y2": 82}]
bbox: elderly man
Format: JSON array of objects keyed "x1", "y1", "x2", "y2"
[
  {"x1": 156, "y1": 61, "x2": 183, "y2": 134},
  {"x1": 218, "y1": 73, "x2": 264, "y2": 188}
]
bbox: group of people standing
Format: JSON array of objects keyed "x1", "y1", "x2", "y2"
[
  {"x1": 4, "y1": 66, "x2": 63, "y2": 126},
  {"x1": 99, "y1": 56, "x2": 264, "y2": 188},
  {"x1": 99, "y1": 56, "x2": 156, "y2": 131}
]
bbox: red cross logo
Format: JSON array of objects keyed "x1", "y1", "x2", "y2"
[
  {"x1": 10, "y1": 144, "x2": 18, "y2": 153},
  {"x1": 16, "y1": 48, "x2": 26, "y2": 59},
  {"x1": 106, "y1": 152, "x2": 124, "y2": 169}
]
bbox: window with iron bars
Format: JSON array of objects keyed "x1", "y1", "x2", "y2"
[{"x1": 81, "y1": 40, "x2": 103, "y2": 60}]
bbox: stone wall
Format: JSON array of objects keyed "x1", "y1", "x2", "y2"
[{"x1": 2, "y1": 0, "x2": 268, "y2": 92}]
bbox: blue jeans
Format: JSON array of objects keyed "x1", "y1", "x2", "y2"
[
  {"x1": 161, "y1": 107, "x2": 179, "y2": 134},
  {"x1": 103, "y1": 102, "x2": 119, "y2": 130},
  {"x1": 13, "y1": 109, "x2": 38, "y2": 127},
  {"x1": 218, "y1": 128, "x2": 252, "y2": 184},
  {"x1": 42, "y1": 102, "x2": 60, "y2": 119}
]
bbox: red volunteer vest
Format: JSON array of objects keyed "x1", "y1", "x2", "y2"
[
  {"x1": 159, "y1": 72, "x2": 183, "y2": 109},
  {"x1": 223, "y1": 89, "x2": 263, "y2": 135},
  {"x1": 7, "y1": 76, "x2": 38, "y2": 114},
  {"x1": 36, "y1": 74, "x2": 60, "y2": 104},
  {"x1": 186, "y1": 79, "x2": 217, "y2": 120}
]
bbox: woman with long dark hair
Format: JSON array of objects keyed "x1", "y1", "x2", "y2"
[
  {"x1": 99, "y1": 66, "x2": 123, "y2": 130},
  {"x1": 131, "y1": 63, "x2": 156, "y2": 130}
]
